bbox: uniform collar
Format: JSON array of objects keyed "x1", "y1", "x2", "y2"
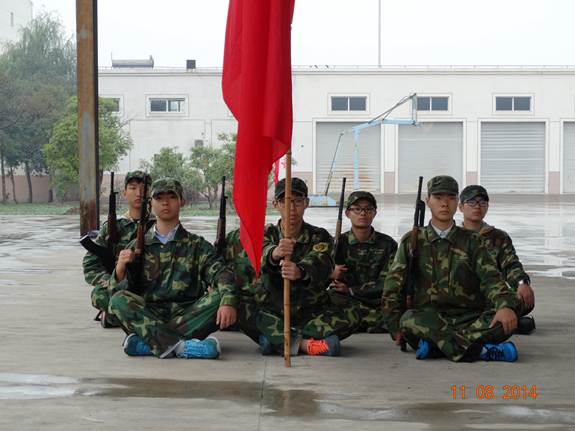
[{"x1": 348, "y1": 227, "x2": 376, "y2": 244}]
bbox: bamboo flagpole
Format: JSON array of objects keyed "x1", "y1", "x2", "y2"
[{"x1": 283, "y1": 148, "x2": 292, "y2": 367}]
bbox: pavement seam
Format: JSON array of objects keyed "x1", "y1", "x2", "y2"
[{"x1": 257, "y1": 356, "x2": 268, "y2": 431}]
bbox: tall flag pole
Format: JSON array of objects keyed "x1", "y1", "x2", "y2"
[{"x1": 222, "y1": 0, "x2": 295, "y2": 281}]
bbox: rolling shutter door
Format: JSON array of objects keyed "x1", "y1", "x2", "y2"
[
  {"x1": 481, "y1": 122, "x2": 545, "y2": 193},
  {"x1": 563, "y1": 122, "x2": 575, "y2": 193},
  {"x1": 398, "y1": 122, "x2": 463, "y2": 193},
  {"x1": 316, "y1": 122, "x2": 381, "y2": 194}
]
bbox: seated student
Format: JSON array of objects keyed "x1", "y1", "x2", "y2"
[
  {"x1": 382, "y1": 175, "x2": 519, "y2": 362},
  {"x1": 236, "y1": 178, "x2": 362, "y2": 357},
  {"x1": 83, "y1": 170, "x2": 155, "y2": 327},
  {"x1": 458, "y1": 185, "x2": 535, "y2": 334},
  {"x1": 220, "y1": 227, "x2": 258, "y2": 297},
  {"x1": 328, "y1": 191, "x2": 398, "y2": 333},
  {"x1": 108, "y1": 178, "x2": 238, "y2": 359}
]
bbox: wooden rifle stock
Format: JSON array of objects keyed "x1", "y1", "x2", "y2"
[
  {"x1": 401, "y1": 176, "x2": 425, "y2": 352},
  {"x1": 214, "y1": 176, "x2": 227, "y2": 255}
]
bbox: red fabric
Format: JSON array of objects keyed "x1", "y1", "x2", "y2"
[{"x1": 222, "y1": 0, "x2": 295, "y2": 276}]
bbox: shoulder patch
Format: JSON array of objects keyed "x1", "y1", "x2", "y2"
[{"x1": 313, "y1": 242, "x2": 329, "y2": 252}]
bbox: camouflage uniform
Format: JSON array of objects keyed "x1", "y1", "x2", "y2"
[
  {"x1": 83, "y1": 214, "x2": 155, "y2": 312},
  {"x1": 220, "y1": 228, "x2": 258, "y2": 297},
  {"x1": 382, "y1": 222, "x2": 516, "y2": 362},
  {"x1": 328, "y1": 228, "x2": 398, "y2": 332},
  {"x1": 108, "y1": 178, "x2": 238, "y2": 358},
  {"x1": 83, "y1": 170, "x2": 154, "y2": 312},
  {"x1": 474, "y1": 226, "x2": 531, "y2": 317},
  {"x1": 236, "y1": 221, "x2": 362, "y2": 354}
]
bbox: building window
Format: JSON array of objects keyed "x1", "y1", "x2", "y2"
[
  {"x1": 496, "y1": 96, "x2": 531, "y2": 111},
  {"x1": 417, "y1": 96, "x2": 449, "y2": 111},
  {"x1": 10, "y1": 12, "x2": 14, "y2": 27},
  {"x1": 150, "y1": 98, "x2": 186, "y2": 113},
  {"x1": 111, "y1": 98, "x2": 120, "y2": 112},
  {"x1": 331, "y1": 96, "x2": 367, "y2": 112}
]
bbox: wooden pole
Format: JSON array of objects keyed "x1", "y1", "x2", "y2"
[{"x1": 283, "y1": 148, "x2": 292, "y2": 367}]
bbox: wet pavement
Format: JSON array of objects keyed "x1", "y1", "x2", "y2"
[{"x1": 1, "y1": 195, "x2": 575, "y2": 430}]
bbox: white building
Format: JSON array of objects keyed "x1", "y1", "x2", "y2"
[
  {"x1": 0, "y1": 0, "x2": 32, "y2": 53},
  {"x1": 99, "y1": 65, "x2": 575, "y2": 196}
]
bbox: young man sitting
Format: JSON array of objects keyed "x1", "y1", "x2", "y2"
[
  {"x1": 236, "y1": 178, "x2": 362, "y2": 357},
  {"x1": 458, "y1": 185, "x2": 535, "y2": 334},
  {"x1": 108, "y1": 178, "x2": 238, "y2": 359}
]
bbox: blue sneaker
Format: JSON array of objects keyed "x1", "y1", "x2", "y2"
[
  {"x1": 481, "y1": 342, "x2": 518, "y2": 362},
  {"x1": 306, "y1": 335, "x2": 341, "y2": 357},
  {"x1": 123, "y1": 334, "x2": 154, "y2": 356},
  {"x1": 177, "y1": 337, "x2": 221, "y2": 359},
  {"x1": 259, "y1": 335, "x2": 272, "y2": 355},
  {"x1": 415, "y1": 339, "x2": 442, "y2": 360}
]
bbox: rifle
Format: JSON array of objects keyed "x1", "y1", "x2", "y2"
[
  {"x1": 333, "y1": 177, "x2": 346, "y2": 261},
  {"x1": 214, "y1": 176, "x2": 227, "y2": 255},
  {"x1": 128, "y1": 173, "x2": 151, "y2": 295},
  {"x1": 79, "y1": 172, "x2": 118, "y2": 273},
  {"x1": 401, "y1": 176, "x2": 425, "y2": 351}
]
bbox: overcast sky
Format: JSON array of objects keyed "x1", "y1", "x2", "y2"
[{"x1": 30, "y1": 0, "x2": 575, "y2": 68}]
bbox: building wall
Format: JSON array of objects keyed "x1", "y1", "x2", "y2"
[{"x1": 0, "y1": 0, "x2": 32, "y2": 53}]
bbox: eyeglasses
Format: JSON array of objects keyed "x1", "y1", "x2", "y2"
[
  {"x1": 277, "y1": 198, "x2": 306, "y2": 207},
  {"x1": 348, "y1": 206, "x2": 376, "y2": 214},
  {"x1": 465, "y1": 200, "x2": 489, "y2": 207}
]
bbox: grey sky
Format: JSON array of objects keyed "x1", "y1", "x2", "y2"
[{"x1": 32, "y1": 0, "x2": 575, "y2": 68}]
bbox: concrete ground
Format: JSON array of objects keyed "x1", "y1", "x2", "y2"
[{"x1": 1, "y1": 195, "x2": 575, "y2": 430}]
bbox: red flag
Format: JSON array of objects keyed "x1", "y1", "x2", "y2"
[{"x1": 222, "y1": 0, "x2": 295, "y2": 276}]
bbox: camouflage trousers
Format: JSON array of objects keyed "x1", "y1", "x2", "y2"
[
  {"x1": 236, "y1": 296, "x2": 362, "y2": 354},
  {"x1": 109, "y1": 289, "x2": 221, "y2": 357},
  {"x1": 91, "y1": 283, "x2": 109, "y2": 311},
  {"x1": 328, "y1": 290, "x2": 386, "y2": 333},
  {"x1": 400, "y1": 308, "x2": 513, "y2": 362},
  {"x1": 510, "y1": 290, "x2": 534, "y2": 317}
]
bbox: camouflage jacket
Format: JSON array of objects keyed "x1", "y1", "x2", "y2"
[
  {"x1": 382, "y1": 222, "x2": 514, "y2": 337},
  {"x1": 108, "y1": 224, "x2": 238, "y2": 308},
  {"x1": 478, "y1": 226, "x2": 530, "y2": 289},
  {"x1": 83, "y1": 214, "x2": 155, "y2": 287},
  {"x1": 256, "y1": 221, "x2": 335, "y2": 315},
  {"x1": 220, "y1": 228, "x2": 258, "y2": 296},
  {"x1": 334, "y1": 228, "x2": 398, "y2": 306}
]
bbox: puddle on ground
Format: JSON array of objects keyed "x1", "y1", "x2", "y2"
[{"x1": 1, "y1": 373, "x2": 574, "y2": 426}]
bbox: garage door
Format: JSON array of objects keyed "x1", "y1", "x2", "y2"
[
  {"x1": 398, "y1": 122, "x2": 463, "y2": 193},
  {"x1": 481, "y1": 122, "x2": 545, "y2": 193},
  {"x1": 564, "y1": 122, "x2": 575, "y2": 193},
  {"x1": 316, "y1": 122, "x2": 381, "y2": 194}
]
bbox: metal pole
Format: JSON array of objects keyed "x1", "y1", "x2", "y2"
[
  {"x1": 76, "y1": 0, "x2": 100, "y2": 235},
  {"x1": 378, "y1": 0, "x2": 381, "y2": 68}
]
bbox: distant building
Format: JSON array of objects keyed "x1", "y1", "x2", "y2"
[
  {"x1": 0, "y1": 0, "x2": 32, "y2": 54},
  {"x1": 99, "y1": 65, "x2": 575, "y2": 195}
]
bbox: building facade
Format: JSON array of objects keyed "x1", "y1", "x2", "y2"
[
  {"x1": 0, "y1": 0, "x2": 32, "y2": 53},
  {"x1": 99, "y1": 65, "x2": 575, "y2": 196}
]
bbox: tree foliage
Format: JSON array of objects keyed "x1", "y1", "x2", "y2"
[
  {"x1": 0, "y1": 10, "x2": 76, "y2": 203},
  {"x1": 43, "y1": 97, "x2": 133, "y2": 196}
]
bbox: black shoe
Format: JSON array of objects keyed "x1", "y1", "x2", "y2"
[
  {"x1": 517, "y1": 315, "x2": 536, "y2": 335},
  {"x1": 101, "y1": 310, "x2": 119, "y2": 328}
]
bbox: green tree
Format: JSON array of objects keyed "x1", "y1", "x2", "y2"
[
  {"x1": 0, "y1": 65, "x2": 24, "y2": 204},
  {"x1": 43, "y1": 97, "x2": 133, "y2": 196},
  {"x1": 139, "y1": 147, "x2": 188, "y2": 181},
  {"x1": 1, "y1": 11, "x2": 76, "y2": 202},
  {"x1": 188, "y1": 146, "x2": 225, "y2": 209}
]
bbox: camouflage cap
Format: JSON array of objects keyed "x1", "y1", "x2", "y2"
[
  {"x1": 427, "y1": 175, "x2": 459, "y2": 196},
  {"x1": 150, "y1": 178, "x2": 183, "y2": 199},
  {"x1": 460, "y1": 185, "x2": 489, "y2": 203},
  {"x1": 124, "y1": 170, "x2": 151, "y2": 188},
  {"x1": 274, "y1": 177, "x2": 308, "y2": 199},
  {"x1": 347, "y1": 191, "x2": 377, "y2": 209}
]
